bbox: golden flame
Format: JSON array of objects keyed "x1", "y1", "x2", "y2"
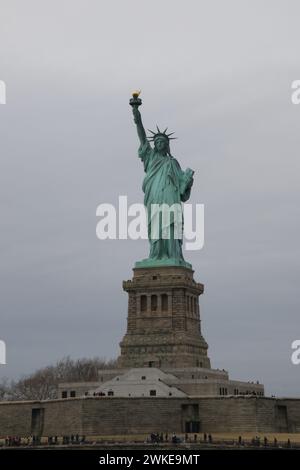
[{"x1": 132, "y1": 90, "x2": 141, "y2": 98}]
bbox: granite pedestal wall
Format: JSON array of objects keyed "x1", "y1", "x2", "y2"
[
  {"x1": 118, "y1": 266, "x2": 210, "y2": 369},
  {"x1": 1, "y1": 396, "x2": 300, "y2": 436}
]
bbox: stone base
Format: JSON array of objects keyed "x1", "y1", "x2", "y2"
[
  {"x1": 58, "y1": 365, "x2": 264, "y2": 399},
  {"x1": 118, "y1": 265, "x2": 210, "y2": 369},
  {"x1": 1, "y1": 395, "x2": 300, "y2": 436},
  {"x1": 135, "y1": 257, "x2": 192, "y2": 269}
]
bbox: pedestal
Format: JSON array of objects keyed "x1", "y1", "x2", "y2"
[{"x1": 118, "y1": 266, "x2": 211, "y2": 369}]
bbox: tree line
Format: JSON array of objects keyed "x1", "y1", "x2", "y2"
[{"x1": 0, "y1": 356, "x2": 117, "y2": 401}]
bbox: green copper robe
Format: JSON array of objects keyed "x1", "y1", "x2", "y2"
[{"x1": 136, "y1": 141, "x2": 193, "y2": 268}]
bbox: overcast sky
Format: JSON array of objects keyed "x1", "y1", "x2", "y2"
[{"x1": 0, "y1": 0, "x2": 299, "y2": 396}]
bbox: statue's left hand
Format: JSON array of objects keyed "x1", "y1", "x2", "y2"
[
  {"x1": 180, "y1": 169, "x2": 194, "y2": 199},
  {"x1": 184, "y1": 168, "x2": 194, "y2": 187}
]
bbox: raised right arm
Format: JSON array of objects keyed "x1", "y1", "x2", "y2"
[{"x1": 132, "y1": 106, "x2": 147, "y2": 145}]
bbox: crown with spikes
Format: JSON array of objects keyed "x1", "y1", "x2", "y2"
[{"x1": 147, "y1": 125, "x2": 177, "y2": 142}]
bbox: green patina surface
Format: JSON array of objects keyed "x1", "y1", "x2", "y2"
[{"x1": 130, "y1": 94, "x2": 194, "y2": 269}]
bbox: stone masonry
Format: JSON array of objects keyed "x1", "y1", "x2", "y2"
[
  {"x1": 1, "y1": 396, "x2": 300, "y2": 436},
  {"x1": 118, "y1": 266, "x2": 210, "y2": 369}
]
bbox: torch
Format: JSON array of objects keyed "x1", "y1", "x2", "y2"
[{"x1": 129, "y1": 90, "x2": 142, "y2": 108}]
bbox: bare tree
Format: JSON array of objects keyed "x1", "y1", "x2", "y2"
[
  {"x1": 1, "y1": 356, "x2": 117, "y2": 401},
  {"x1": 0, "y1": 377, "x2": 13, "y2": 401}
]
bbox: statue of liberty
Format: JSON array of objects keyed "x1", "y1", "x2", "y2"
[{"x1": 130, "y1": 92, "x2": 194, "y2": 269}]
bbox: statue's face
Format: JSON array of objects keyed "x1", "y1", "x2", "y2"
[{"x1": 154, "y1": 137, "x2": 168, "y2": 153}]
